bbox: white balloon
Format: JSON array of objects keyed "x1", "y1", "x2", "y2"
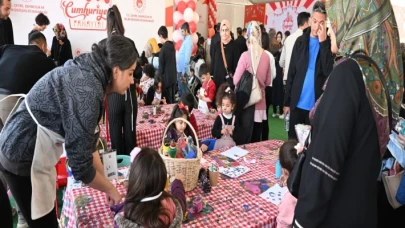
[
  {"x1": 173, "y1": 11, "x2": 183, "y2": 24},
  {"x1": 184, "y1": 0, "x2": 190, "y2": 2},
  {"x1": 172, "y1": 30, "x2": 183, "y2": 43},
  {"x1": 193, "y1": 12, "x2": 199, "y2": 24},
  {"x1": 192, "y1": 33, "x2": 198, "y2": 44},
  {"x1": 183, "y1": 8, "x2": 194, "y2": 22}
]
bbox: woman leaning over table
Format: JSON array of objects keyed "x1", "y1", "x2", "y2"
[
  {"x1": 0, "y1": 35, "x2": 138, "y2": 228},
  {"x1": 293, "y1": 0, "x2": 403, "y2": 227}
]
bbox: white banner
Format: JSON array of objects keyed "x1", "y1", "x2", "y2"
[{"x1": 10, "y1": 0, "x2": 165, "y2": 57}]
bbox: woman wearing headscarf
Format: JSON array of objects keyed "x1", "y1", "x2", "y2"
[
  {"x1": 210, "y1": 20, "x2": 241, "y2": 90},
  {"x1": 233, "y1": 21, "x2": 272, "y2": 143},
  {"x1": 106, "y1": 5, "x2": 139, "y2": 155},
  {"x1": 50, "y1": 23, "x2": 73, "y2": 66},
  {"x1": 293, "y1": 0, "x2": 403, "y2": 227},
  {"x1": 144, "y1": 38, "x2": 160, "y2": 70}
]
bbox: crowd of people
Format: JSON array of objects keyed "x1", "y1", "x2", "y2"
[{"x1": 0, "y1": 0, "x2": 405, "y2": 227}]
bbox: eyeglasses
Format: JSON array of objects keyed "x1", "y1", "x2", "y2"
[{"x1": 313, "y1": 5, "x2": 326, "y2": 14}]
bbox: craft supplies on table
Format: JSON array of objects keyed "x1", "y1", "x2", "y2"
[
  {"x1": 220, "y1": 146, "x2": 249, "y2": 160},
  {"x1": 100, "y1": 104, "x2": 214, "y2": 149},
  {"x1": 60, "y1": 140, "x2": 285, "y2": 228},
  {"x1": 259, "y1": 184, "x2": 289, "y2": 206}
]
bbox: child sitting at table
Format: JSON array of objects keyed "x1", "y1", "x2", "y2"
[
  {"x1": 179, "y1": 93, "x2": 198, "y2": 133},
  {"x1": 277, "y1": 140, "x2": 299, "y2": 228},
  {"x1": 212, "y1": 84, "x2": 239, "y2": 150},
  {"x1": 166, "y1": 104, "x2": 209, "y2": 153},
  {"x1": 143, "y1": 77, "x2": 167, "y2": 106},
  {"x1": 140, "y1": 64, "x2": 155, "y2": 95},
  {"x1": 197, "y1": 64, "x2": 216, "y2": 114},
  {"x1": 114, "y1": 147, "x2": 186, "y2": 228}
]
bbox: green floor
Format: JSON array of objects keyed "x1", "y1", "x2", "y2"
[{"x1": 11, "y1": 106, "x2": 287, "y2": 227}]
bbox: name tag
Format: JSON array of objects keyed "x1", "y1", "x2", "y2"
[{"x1": 103, "y1": 150, "x2": 118, "y2": 180}]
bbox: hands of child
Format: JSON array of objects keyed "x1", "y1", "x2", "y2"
[
  {"x1": 46, "y1": 49, "x2": 51, "y2": 57},
  {"x1": 138, "y1": 100, "x2": 145, "y2": 106},
  {"x1": 228, "y1": 128, "x2": 233, "y2": 136},
  {"x1": 201, "y1": 144, "x2": 208, "y2": 153},
  {"x1": 221, "y1": 128, "x2": 228, "y2": 135},
  {"x1": 152, "y1": 98, "x2": 159, "y2": 105},
  {"x1": 105, "y1": 186, "x2": 122, "y2": 206},
  {"x1": 162, "y1": 97, "x2": 167, "y2": 104},
  {"x1": 175, "y1": 173, "x2": 185, "y2": 183}
]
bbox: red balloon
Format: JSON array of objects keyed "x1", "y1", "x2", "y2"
[
  {"x1": 176, "y1": 19, "x2": 185, "y2": 30},
  {"x1": 192, "y1": 43, "x2": 197, "y2": 55},
  {"x1": 186, "y1": 0, "x2": 196, "y2": 11},
  {"x1": 189, "y1": 21, "x2": 197, "y2": 33},
  {"x1": 176, "y1": 1, "x2": 187, "y2": 14},
  {"x1": 175, "y1": 40, "x2": 183, "y2": 51}
]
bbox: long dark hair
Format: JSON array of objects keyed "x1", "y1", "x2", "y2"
[
  {"x1": 107, "y1": 5, "x2": 125, "y2": 37},
  {"x1": 279, "y1": 140, "x2": 299, "y2": 172},
  {"x1": 124, "y1": 148, "x2": 174, "y2": 228},
  {"x1": 91, "y1": 36, "x2": 138, "y2": 85},
  {"x1": 168, "y1": 104, "x2": 197, "y2": 142}
]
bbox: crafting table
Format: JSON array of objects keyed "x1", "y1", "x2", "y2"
[
  {"x1": 60, "y1": 140, "x2": 284, "y2": 228},
  {"x1": 100, "y1": 104, "x2": 214, "y2": 149}
]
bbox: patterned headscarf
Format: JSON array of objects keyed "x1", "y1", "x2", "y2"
[
  {"x1": 53, "y1": 23, "x2": 67, "y2": 39},
  {"x1": 246, "y1": 21, "x2": 263, "y2": 74},
  {"x1": 326, "y1": 0, "x2": 403, "y2": 157}
]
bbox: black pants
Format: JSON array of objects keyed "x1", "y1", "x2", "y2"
[
  {"x1": 1, "y1": 169, "x2": 58, "y2": 228},
  {"x1": 262, "y1": 87, "x2": 272, "y2": 141},
  {"x1": 164, "y1": 84, "x2": 176, "y2": 104},
  {"x1": 0, "y1": 176, "x2": 12, "y2": 228},
  {"x1": 288, "y1": 107, "x2": 310, "y2": 140},
  {"x1": 107, "y1": 90, "x2": 137, "y2": 155},
  {"x1": 377, "y1": 180, "x2": 405, "y2": 227},
  {"x1": 251, "y1": 122, "x2": 264, "y2": 143}
]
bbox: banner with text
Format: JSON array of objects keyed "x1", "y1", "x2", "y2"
[{"x1": 10, "y1": 0, "x2": 165, "y2": 56}]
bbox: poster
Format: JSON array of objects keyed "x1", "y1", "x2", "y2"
[
  {"x1": 244, "y1": 4, "x2": 266, "y2": 26},
  {"x1": 9, "y1": 0, "x2": 166, "y2": 57},
  {"x1": 265, "y1": 0, "x2": 317, "y2": 34}
]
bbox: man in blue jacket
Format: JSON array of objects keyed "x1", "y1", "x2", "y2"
[{"x1": 176, "y1": 22, "x2": 193, "y2": 97}]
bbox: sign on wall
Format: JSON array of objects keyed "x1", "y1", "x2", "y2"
[
  {"x1": 265, "y1": 0, "x2": 316, "y2": 34},
  {"x1": 10, "y1": 0, "x2": 165, "y2": 57}
]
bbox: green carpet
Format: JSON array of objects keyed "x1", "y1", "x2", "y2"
[{"x1": 10, "y1": 106, "x2": 287, "y2": 227}]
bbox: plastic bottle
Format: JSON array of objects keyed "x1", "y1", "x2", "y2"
[{"x1": 284, "y1": 114, "x2": 290, "y2": 131}]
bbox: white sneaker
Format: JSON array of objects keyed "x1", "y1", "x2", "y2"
[
  {"x1": 272, "y1": 113, "x2": 279, "y2": 118},
  {"x1": 279, "y1": 114, "x2": 285, "y2": 120}
]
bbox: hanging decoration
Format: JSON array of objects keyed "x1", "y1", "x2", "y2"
[{"x1": 207, "y1": 0, "x2": 217, "y2": 29}]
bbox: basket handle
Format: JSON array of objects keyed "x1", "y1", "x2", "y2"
[{"x1": 161, "y1": 117, "x2": 200, "y2": 150}]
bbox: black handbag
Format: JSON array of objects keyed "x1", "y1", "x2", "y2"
[{"x1": 287, "y1": 132, "x2": 311, "y2": 198}]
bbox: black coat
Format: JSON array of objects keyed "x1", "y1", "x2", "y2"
[
  {"x1": 284, "y1": 27, "x2": 333, "y2": 110},
  {"x1": 294, "y1": 59, "x2": 380, "y2": 227},
  {"x1": 158, "y1": 41, "x2": 177, "y2": 88},
  {"x1": 210, "y1": 40, "x2": 240, "y2": 89},
  {"x1": 210, "y1": 33, "x2": 220, "y2": 60},
  {"x1": 0, "y1": 18, "x2": 14, "y2": 47},
  {"x1": 50, "y1": 36, "x2": 73, "y2": 66},
  {"x1": 235, "y1": 35, "x2": 247, "y2": 54}
]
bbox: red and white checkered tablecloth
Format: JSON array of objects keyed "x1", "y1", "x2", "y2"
[
  {"x1": 100, "y1": 104, "x2": 214, "y2": 149},
  {"x1": 60, "y1": 140, "x2": 284, "y2": 228}
]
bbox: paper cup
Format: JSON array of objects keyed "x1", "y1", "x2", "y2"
[{"x1": 209, "y1": 171, "x2": 219, "y2": 186}]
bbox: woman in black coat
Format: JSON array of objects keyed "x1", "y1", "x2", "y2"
[{"x1": 50, "y1": 23, "x2": 73, "y2": 66}]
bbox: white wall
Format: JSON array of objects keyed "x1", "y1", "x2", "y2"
[{"x1": 216, "y1": 3, "x2": 245, "y2": 35}]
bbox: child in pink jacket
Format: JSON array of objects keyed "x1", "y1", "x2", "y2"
[{"x1": 277, "y1": 140, "x2": 300, "y2": 228}]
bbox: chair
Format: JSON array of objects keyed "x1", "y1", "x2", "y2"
[
  {"x1": 117, "y1": 155, "x2": 131, "y2": 168},
  {"x1": 201, "y1": 139, "x2": 216, "y2": 151}
]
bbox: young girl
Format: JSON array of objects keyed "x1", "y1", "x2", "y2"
[
  {"x1": 144, "y1": 78, "x2": 167, "y2": 106},
  {"x1": 212, "y1": 84, "x2": 238, "y2": 150},
  {"x1": 166, "y1": 104, "x2": 209, "y2": 153},
  {"x1": 140, "y1": 64, "x2": 155, "y2": 95},
  {"x1": 277, "y1": 140, "x2": 299, "y2": 228},
  {"x1": 114, "y1": 148, "x2": 186, "y2": 228}
]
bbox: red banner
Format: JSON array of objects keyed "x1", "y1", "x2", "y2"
[{"x1": 244, "y1": 4, "x2": 266, "y2": 25}]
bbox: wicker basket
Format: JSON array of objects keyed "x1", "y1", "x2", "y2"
[{"x1": 159, "y1": 118, "x2": 202, "y2": 192}]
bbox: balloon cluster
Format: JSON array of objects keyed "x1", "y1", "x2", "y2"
[{"x1": 173, "y1": 0, "x2": 199, "y2": 54}]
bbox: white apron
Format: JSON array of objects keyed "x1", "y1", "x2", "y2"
[
  {"x1": 0, "y1": 94, "x2": 65, "y2": 220},
  {"x1": 198, "y1": 88, "x2": 209, "y2": 114}
]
